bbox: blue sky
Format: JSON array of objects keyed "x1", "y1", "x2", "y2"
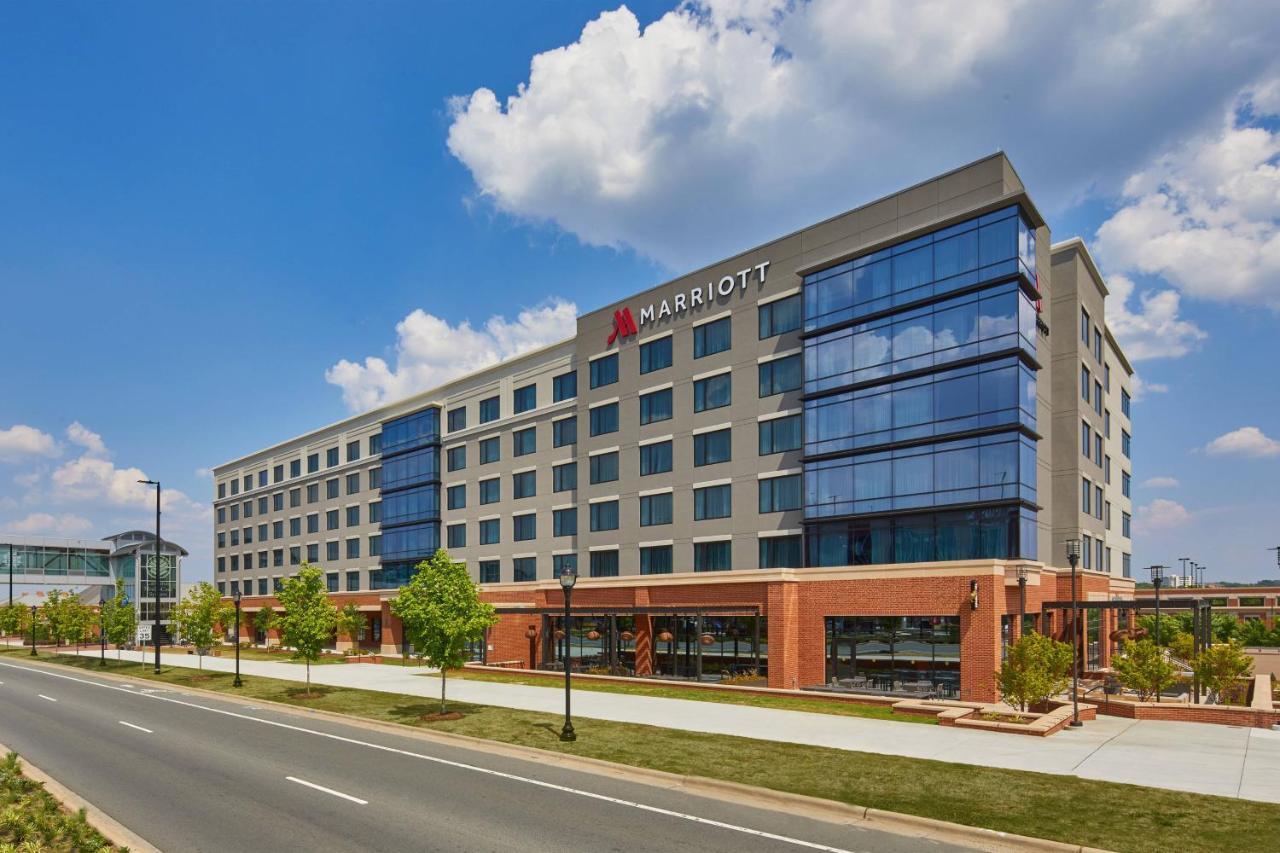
[{"x1": 1, "y1": 1, "x2": 1278, "y2": 583}]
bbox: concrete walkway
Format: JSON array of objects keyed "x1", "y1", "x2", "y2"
[{"x1": 70, "y1": 648, "x2": 1280, "y2": 804}]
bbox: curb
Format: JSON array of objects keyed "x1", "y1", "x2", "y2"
[
  {"x1": 9, "y1": 655, "x2": 1113, "y2": 853},
  {"x1": 0, "y1": 738, "x2": 161, "y2": 852}
]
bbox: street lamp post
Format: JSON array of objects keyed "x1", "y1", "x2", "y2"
[
  {"x1": 8, "y1": 542, "x2": 13, "y2": 607},
  {"x1": 558, "y1": 568, "x2": 577, "y2": 742},
  {"x1": 29, "y1": 605, "x2": 37, "y2": 656},
  {"x1": 138, "y1": 479, "x2": 162, "y2": 675},
  {"x1": 1065, "y1": 539, "x2": 1082, "y2": 728},
  {"x1": 1147, "y1": 564, "x2": 1166, "y2": 703},
  {"x1": 1016, "y1": 565, "x2": 1028, "y2": 638},
  {"x1": 232, "y1": 589, "x2": 243, "y2": 688},
  {"x1": 99, "y1": 606, "x2": 106, "y2": 667}
]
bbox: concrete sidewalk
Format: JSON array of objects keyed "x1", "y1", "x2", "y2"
[{"x1": 70, "y1": 648, "x2": 1280, "y2": 804}]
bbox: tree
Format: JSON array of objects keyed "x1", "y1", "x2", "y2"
[
  {"x1": 1210, "y1": 614, "x2": 1239, "y2": 642},
  {"x1": 172, "y1": 582, "x2": 232, "y2": 671},
  {"x1": 1113, "y1": 638, "x2": 1179, "y2": 701},
  {"x1": 335, "y1": 603, "x2": 364, "y2": 652},
  {"x1": 390, "y1": 549, "x2": 496, "y2": 714},
  {"x1": 1136, "y1": 614, "x2": 1183, "y2": 646},
  {"x1": 41, "y1": 590, "x2": 74, "y2": 648},
  {"x1": 0, "y1": 604, "x2": 29, "y2": 648},
  {"x1": 100, "y1": 580, "x2": 137, "y2": 660},
  {"x1": 254, "y1": 606, "x2": 278, "y2": 649},
  {"x1": 1168, "y1": 631, "x2": 1195, "y2": 662},
  {"x1": 275, "y1": 563, "x2": 337, "y2": 697},
  {"x1": 1193, "y1": 641, "x2": 1254, "y2": 705},
  {"x1": 996, "y1": 631, "x2": 1073, "y2": 711},
  {"x1": 1238, "y1": 618, "x2": 1279, "y2": 648}
]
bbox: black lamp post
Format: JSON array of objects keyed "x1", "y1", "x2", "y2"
[
  {"x1": 137, "y1": 479, "x2": 162, "y2": 675},
  {"x1": 29, "y1": 605, "x2": 37, "y2": 656},
  {"x1": 1016, "y1": 565, "x2": 1028, "y2": 638},
  {"x1": 1065, "y1": 538, "x2": 1082, "y2": 727},
  {"x1": 558, "y1": 568, "x2": 577, "y2": 742},
  {"x1": 232, "y1": 588, "x2": 243, "y2": 688},
  {"x1": 1147, "y1": 564, "x2": 1166, "y2": 703},
  {"x1": 99, "y1": 606, "x2": 106, "y2": 666}
]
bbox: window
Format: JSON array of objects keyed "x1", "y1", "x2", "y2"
[
  {"x1": 346, "y1": 472, "x2": 360, "y2": 495},
  {"x1": 639, "y1": 388, "x2": 673, "y2": 424},
  {"x1": 327, "y1": 478, "x2": 339, "y2": 499},
  {"x1": 479, "y1": 478, "x2": 500, "y2": 505},
  {"x1": 694, "y1": 317, "x2": 731, "y2": 358},
  {"x1": 1104, "y1": 455, "x2": 1112, "y2": 484},
  {"x1": 513, "y1": 384, "x2": 537, "y2": 414},
  {"x1": 259, "y1": 522, "x2": 268, "y2": 541},
  {"x1": 1121, "y1": 389, "x2": 1131, "y2": 418},
  {"x1": 639, "y1": 492, "x2": 672, "y2": 526},
  {"x1": 1081, "y1": 307, "x2": 1090, "y2": 344},
  {"x1": 289, "y1": 546, "x2": 300, "y2": 566},
  {"x1": 346, "y1": 440, "x2": 360, "y2": 463},
  {"x1": 553, "y1": 416, "x2": 577, "y2": 447},
  {"x1": 258, "y1": 470, "x2": 268, "y2": 488},
  {"x1": 275, "y1": 548, "x2": 286, "y2": 567},
  {"x1": 479, "y1": 561, "x2": 500, "y2": 583},
  {"x1": 243, "y1": 526, "x2": 253, "y2": 544},
  {"x1": 447, "y1": 446, "x2": 466, "y2": 472},
  {"x1": 271, "y1": 492, "x2": 283, "y2": 511},
  {"x1": 553, "y1": 508, "x2": 577, "y2": 536},
  {"x1": 1082, "y1": 478, "x2": 1091, "y2": 514},
  {"x1": 217, "y1": 507, "x2": 225, "y2": 524},
  {"x1": 639, "y1": 336, "x2": 673, "y2": 374},
  {"x1": 590, "y1": 402, "x2": 619, "y2": 436},
  {"x1": 513, "y1": 426, "x2": 536, "y2": 457},
  {"x1": 513, "y1": 513, "x2": 536, "y2": 541},
  {"x1": 694, "y1": 484, "x2": 732, "y2": 520},
  {"x1": 640, "y1": 440, "x2": 673, "y2": 475},
  {"x1": 447, "y1": 523, "x2": 466, "y2": 548},
  {"x1": 1095, "y1": 485, "x2": 1103, "y2": 521},
  {"x1": 1095, "y1": 434, "x2": 1103, "y2": 466},
  {"x1": 306, "y1": 544, "x2": 318, "y2": 562},
  {"x1": 368, "y1": 501, "x2": 381, "y2": 523},
  {"x1": 218, "y1": 482, "x2": 226, "y2": 499},
  {"x1": 1081, "y1": 365, "x2": 1090, "y2": 402},
  {"x1": 272, "y1": 520, "x2": 284, "y2": 539},
  {"x1": 447, "y1": 408, "x2": 467, "y2": 433},
  {"x1": 759, "y1": 293, "x2": 801, "y2": 338},
  {"x1": 759, "y1": 414, "x2": 801, "y2": 455},
  {"x1": 1122, "y1": 471, "x2": 1131, "y2": 498},
  {"x1": 1121, "y1": 513, "x2": 1130, "y2": 539},
  {"x1": 326, "y1": 573, "x2": 339, "y2": 593},
  {"x1": 693, "y1": 373, "x2": 731, "y2": 412},
  {"x1": 590, "y1": 500, "x2": 619, "y2": 531},
  {"x1": 553, "y1": 554, "x2": 577, "y2": 578},
  {"x1": 513, "y1": 557, "x2": 537, "y2": 583},
  {"x1": 479, "y1": 519, "x2": 500, "y2": 545},
  {"x1": 553, "y1": 462, "x2": 577, "y2": 492},
  {"x1": 218, "y1": 532, "x2": 226, "y2": 548},
  {"x1": 273, "y1": 464, "x2": 284, "y2": 483},
  {"x1": 759, "y1": 474, "x2": 801, "y2": 513},
  {"x1": 289, "y1": 518, "x2": 301, "y2": 536},
  {"x1": 694, "y1": 541, "x2": 731, "y2": 571},
  {"x1": 694, "y1": 428, "x2": 732, "y2": 466},
  {"x1": 327, "y1": 447, "x2": 340, "y2": 468},
  {"x1": 1094, "y1": 381, "x2": 1103, "y2": 415},
  {"x1": 326, "y1": 510, "x2": 339, "y2": 531},
  {"x1": 1094, "y1": 328, "x2": 1103, "y2": 362},
  {"x1": 307, "y1": 483, "x2": 318, "y2": 503},
  {"x1": 1104, "y1": 500, "x2": 1112, "y2": 529},
  {"x1": 479, "y1": 437, "x2": 500, "y2": 464},
  {"x1": 229, "y1": 553, "x2": 238, "y2": 570},
  {"x1": 259, "y1": 578, "x2": 269, "y2": 596},
  {"x1": 590, "y1": 451, "x2": 619, "y2": 484},
  {"x1": 1104, "y1": 410, "x2": 1111, "y2": 439},
  {"x1": 230, "y1": 505, "x2": 239, "y2": 522},
  {"x1": 479, "y1": 396, "x2": 500, "y2": 424},
  {"x1": 1081, "y1": 421, "x2": 1091, "y2": 458},
  {"x1": 553, "y1": 371, "x2": 577, "y2": 402},
  {"x1": 590, "y1": 354, "x2": 618, "y2": 389},
  {"x1": 589, "y1": 551, "x2": 619, "y2": 577},
  {"x1": 346, "y1": 570, "x2": 360, "y2": 592},
  {"x1": 307, "y1": 453, "x2": 319, "y2": 473},
  {"x1": 290, "y1": 459, "x2": 301, "y2": 478},
  {"x1": 640, "y1": 545, "x2": 673, "y2": 575},
  {"x1": 307, "y1": 513, "x2": 319, "y2": 534},
  {"x1": 513, "y1": 470, "x2": 536, "y2": 499},
  {"x1": 230, "y1": 480, "x2": 238, "y2": 496},
  {"x1": 447, "y1": 484, "x2": 466, "y2": 510},
  {"x1": 346, "y1": 505, "x2": 360, "y2": 527},
  {"x1": 289, "y1": 488, "x2": 301, "y2": 508},
  {"x1": 759, "y1": 535, "x2": 802, "y2": 568},
  {"x1": 758, "y1": 354, "x2": 801, "y2": 397},
  {"x1": 1122, "y1": 430, "x2": 1131, "y2": 458},
  {"x1": 217, "y1": 557, "x2": 225, "y2": 573},
  {"x1": 1104, "y1": 363, "x2": 1112, "y2": 392}
]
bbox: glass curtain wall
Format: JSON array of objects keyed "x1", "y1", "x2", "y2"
[{"x1": 825, "y1": 616, "x2": 961, "y2": 697}]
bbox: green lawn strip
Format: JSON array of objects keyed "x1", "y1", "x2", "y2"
[
  {"x1": 214, "y1": 646, "x2": 344, "y2": 665},
  {"x1": 6, "y1": 649, "x2": 1277, "y2": 852},
  {"x1": 450, "y1": 668, "x2": 932, "y2": 724},
  {"x1": 0, "y1": 751, "x2": 116, "y2": 851}
]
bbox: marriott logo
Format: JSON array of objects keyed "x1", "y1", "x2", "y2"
[{"x1": 604, "y1": 261, "x2": 770, "y2": 346}]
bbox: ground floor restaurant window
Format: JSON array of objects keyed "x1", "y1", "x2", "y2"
[{"x1": 824, "y1": 616, "x2": 960, "y2": 698}]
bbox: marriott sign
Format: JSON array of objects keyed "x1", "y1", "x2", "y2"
[{"x1": 608, "y1": 261, "x2": 771, "y2": 345}]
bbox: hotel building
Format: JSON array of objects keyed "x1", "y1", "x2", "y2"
[{"x1": 211, "y1": 154, "x2": 1136, "y2": 701}]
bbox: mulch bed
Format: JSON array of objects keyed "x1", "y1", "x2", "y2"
[{"x1": 420, "y1": 711, "x2": 464, "y2": 722}]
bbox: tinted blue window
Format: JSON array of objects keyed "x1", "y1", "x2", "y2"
[
  {"x1": 380, "y1": 447, "x2": 439, "y2": 491},
  {"x1": 759, "y1": 354, "x2": 801, "y2": 397},
  {"x1": 513, "y1": 470, "x2": 536, "y2": 499},
  {"x1": 553, "y1": 462, "x2": 577, "y2": 492},
  {"x1": 479, "y1": 437, "x2": 500, "y2": 463},
  {"x1": 806, "y1": 506, "x2": 1035, "y2": 566},
  {"x1": 694, "y1": 541, "x2": 731, "y2": 571},
  {"x1": 590, "y1": 500, "x2": 619, "y2": 531},
  {"x1": 379, "y1": 523, "x2": 440, "y2": 562},
  {"x1": 513, "y1": 514, "x2": 536, "y2": 541},
  {"x1": 639, "y1": 388, "x2": 673, "y2": 424},
  {"x1": 446, "y1": 484, "x2": 465, "y2": 510},
  {"x1": 381, "y1": 485, "x2": 440, "y2": 526},
  {"x1": 759, "y1": 475, "x2": 801, "y2": 513},
  {"x1": 479, "y1": 561, "x2": 500, "y2": 583},
  {"x1": 479, "y1": 478, "x2": 500, "y2": 504},
  {"x1": 590, "y1": 354, "x2": 618, "y2": 388},
  {"x1": 640, "y1": 441, "x2": 672, "y2": 475},
  {"x1": 479, "y1": 519, "x2": 499, "y2": 545},
  {"x1": 513, "y1": 427, "x2": 536, "y2": 456},
  {"x1": 694, "y1": 484, "x2": 732, "y2": 520},
  {"x1": 553, "y1": 371, "x2": 578, "y2": 402},
  {"x1": 381, "y1": 409, "x2": 440, "y2": 457},
  {"x1": 640, "y1": 545, "x2": 673, "y2": 574},
  {"x1": 694, "y1": 429, "x2": 731, "y2": 466},
  {"x1": 590, "y1": 451, "x2": 619, "y2": 484},
  {"x1": 479, "y1": 397, "x2": 500, "y2": 423},
  {"x1": 590, "y1": 403, "x2": 618, "y2": 436},
  {"x1": 759, "y1": 535, "x2": 802, "y2": 568},
  {"x1": 553, "y1": 416, "x2": 577, "y2": 447},
  {"x1": 589, "y1": 551, "x2": 619, "y2": 577},
  {"x1": 513, "y1": 557, "x2": 536, "y2": 582},
  {"x1": 640, "y1": 336, "x2": 673, "y2": 373},
  {"x1": 639, "y1": 492, "x2": 672, "y2": 526},
  {"x1": 513, "y1": 384, "x2": 537, "y2": 414},
  {"x1": 759, "y1": 294, "x2": 801, "y2": 339},
  {"x1": 553, "y1": 554, "x2": 577, "y2": 578},
  {"x1": 759, "y1": 414, "x2": 802, "y2": 455},
  {"x1": 694, "y1": 317, "x2": 731, "y2": 358},
  {"x1": 693, "y1": 373, "x2": 732, "y2": 412},
  {"x1": 553, "y1": 508, "x2": 576, "y2": 536}
]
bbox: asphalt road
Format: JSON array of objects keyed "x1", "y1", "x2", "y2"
[{"x1": 0, "y1": 658, "x2": 975, "y2": 853}]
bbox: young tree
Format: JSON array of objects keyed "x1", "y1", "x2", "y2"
[
  {"x1": 335, "y1": 603, "x2": 365, "y2": 653},
  {"x1": 0, "y1": 604, "x2": 29, "y2": 648},
  {"x1": 996, "y1": 631, "x2": 1073, "y2": 711},
  {"x1": 275, "y1": 563, "x2": 337, "y2": 697},
  {"x1": 1168, "y1": 631, "x2": 1195, "y2": 662},
  {"x1": 1114, "y1": 638, "x2": 1179, "y2": 701},
  {"x1": 254, "y1": 606, "x2": 278, "y2": 649},
  {"x1": 172, "y1": 582, "x2": 233, "y2": 671},
  {"x1": 1136, "y1": 614, "x2": 1183, "y2": 646},
  {"x1": 1239, "y1": 618, "x2": 1272, "y2": 647},
  {"x1": 41, "y1": 590, "x2": 71, "y2": 648},
  {"x1": 100, "y1": 581, "x2": 137, "y2": 660},
  {"x1": 1210, "y1": 614, "x2": 1239, "y2": 643},
  {"x1": 1193, "y1": 641, "x2": 1254, "y2": 705},
  {"x1": 390, "y1": 549, "x2": 496, "y2": 714}
]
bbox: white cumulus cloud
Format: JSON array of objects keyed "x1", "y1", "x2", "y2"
[
  {"x1": 1205, "y1": 426, "x2": 1280, "y2": 457},
  {"x1": 1105, "y1": 274, "x2": 1206, "y2": 360},
  {"x1": 5, "y1": 512, "x2": 93, "y2": 537},
  {"x1": 1141, "y1": 476, "x2": 1180, "y2": 489},
  {"x1": 0, "y1": 424, "x2": 59, "y2": 464},
  {"x1": 326, "y1": 299, "x2": 578, "y2": 412},
  {"x1": 1134, "y1": 498, "x2": 1193, "y2": 533},
  {"x1": 66, "y1": 421, "x2": 108, "y2": 457}
]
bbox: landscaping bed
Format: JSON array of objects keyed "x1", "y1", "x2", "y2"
[{"x1": 0, "y1": 752, "x2": 116, "y2": 851}]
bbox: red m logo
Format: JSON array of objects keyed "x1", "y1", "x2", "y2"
[{"x1": 606, "y1": 307, "x2": 639, "y2": 345}]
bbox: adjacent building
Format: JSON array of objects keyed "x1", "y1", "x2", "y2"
[{"x1": 211, "y1": 153, "x2": 1136, "y2": 701}]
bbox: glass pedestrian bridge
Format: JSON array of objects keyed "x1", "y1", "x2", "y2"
[{"x1": 1, "y1": 537, "x2": 120, "y2": 585}]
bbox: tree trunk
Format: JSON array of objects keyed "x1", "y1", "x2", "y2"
[
  {"x1": 441, "y1": 668, "x2": 447, "y2": 715},
  {"x1": 306, "y1": 659, "x2": 312, "y2": 698}
]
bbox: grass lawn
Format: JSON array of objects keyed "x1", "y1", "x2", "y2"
[
  {"x1": 0, "y1": 751, "x2": 115, "y2": 851},
  {"x1": 450, "y1": 667, "x2": 931, "y2": 725},
  {"x1": 5, "y1": 649, "x2": 1277, "y2": 852},
  {"x1": 217, "y1": 645, "x2": 344, "y2": 665}
]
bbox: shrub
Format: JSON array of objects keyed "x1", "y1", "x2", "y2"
[
  {"x1": 1192, "y1": 641, "x2": 1254, "y2": 705},
  {"x1": 1114, "y1": 638, "x2": 1179, "y2": 701},
  {"x1": 996, "y1": 632, "x2": 1072, "y2": 711}
]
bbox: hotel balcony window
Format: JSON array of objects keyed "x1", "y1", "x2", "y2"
[
  {"x1": 447, "y1": 484, "x2": 466, "y2": 510},
  {"x1": 590, "y1": 500, "x2": 619, "y2": 531},
  {"x1": 327, "y1": 447, "x2": 339, "y2": 468},
  {"x1": 479, "y1": 396, "x2": 500, "y2": 424},
  {"x1": 553, "y1": 370, "x2": 577, "y2": 402},
  {"x1": 513, "y1": 557, "x2": 537, "y2": 583},
  {"x1": 553, "y1": 508, "x2": 577, "y2": 536},
  {"x1": 479, "y1": 560, "x2": 500, "y2": 584},
  {"x1": 590, "y1": 451, "x2": 619, "y2": 484},
  {"x1": 513, "y1": 427, "x2": 536, "y2": 457},
  {"x1": 804, "y1": 206, "x2": 1035, "y2": 332},
  {"x1": 307, "y1": 513, "x2": 319, "y2": 534},
  {"x1": 759, "y1": 474, "x2": 802, "y2": 513},
  {"x1": 759, "y1": 293, "x2": 801, "y2": 339},
  {"x1": 590, "y1": 354, "x2": 618, "y2": 389},
  {"x1": 639, "y1": 493, "x2": 672, "y2": 526},
  {"x1": 553, "y1": 416, "x2": 577, "y2": 447},
  {"x1": 290, "y1": 459, "x2": 301, "y2": 478},
  {"x1": 804, "y1": 283, "x2": 1035, "y2": 395},
  {"x1": 513, "y1": 384, "x2": 536, "y2": 415},
  {"x1": 307, "y1": 453, "x2": 319, "y2": 473},
  {"x1": 513, "y1": 470, "x2": 536, "y2": 499},
  {"x1": 639, "y1": 388, "x2": 673, "y2": 424},
  {"x1": 759, "y1": 535, "x2": 802, "y2": 569},
  {"x1": 447, "y1": 523, "x2": 466, "y2": 548},
  {"x1": 589, "y1": 550, "x2": 619, "y2": 578},
  {"x1": 553, "y1": 461, "x2": 577, "y2": 492},
  {"x1": 640, "y1": 545, "x2": 673, "y2": 575},
  {"x1": 326, "y1": 510, "x2": 339, "y2": 531},
  {"x1": 552, "y1": 554, "x2": 576, "y2": 579},
  {"x1": 347, "y1": 440, "x2": 360, "y2": 463},
  {"x1": 759, "y1": 414, "x2": 802, "y2": 455},
  {"x1": 640, "y1": 440, "x2": 673, "y2": 475},
  {"x1": 380, "y1": 447, "x2": 440, "y2": 491},
  {"x1": 307, "y1": 484, "x2": 318, "y2": 503},
  {"x1": 694, "y1": 316, "x2": 731, "y2": 358},
  {"x1": 590, "y1": 402, "x2": 619, "y2": 436},
  {"x1": 478, "y1": 519, "x2": 500, "y2": 546},
  {"x1": 346, "y1": 505, "x2": 361, "y2": 527},
  {"x1": 274, "y1": 464, "x2": 284, "y2": 483},
  {"x1": 447, "y1": 407, "x2": 467, "y2": 433},
  {"x1": 694, "y1": 484, "x2": 732, "y2": 520},
  {"x1": 479, "y1": 478, "x2": 500, "y2": 505},
  {"x1": 447, "y1": 446, "x2": 466, "y2": 472},
  {"x1": 694, "y1": 428, "x2": 732, "y2": 467},
  {"x1": 513, "y1": 513, "x2": 536, "y2": 542},
  {"x1": 694, "y1": 541, "x2": 731, "y2": 572},
  {"x1": 758, "y1": 354, "x2": 801, "y2": 397},
  {"x1": 479, "y1": 437, "x2": 500, "y2": 464},
  {"x1": 327, "y1": 478, "x2": 339, "y2": 499},
  {"x1": 639, "y1": 335, "x2": 672, "y2": 374}
]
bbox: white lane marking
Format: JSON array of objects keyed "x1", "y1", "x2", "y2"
[
  {"x1": 119, "y1": 721, "x2": 154, "y2": 734},
  {"x1": 0, "y1": 661, "x2": 857, "y2": 853},
  {"x1": 37, "y1": 694, "x2": 57, "y2": 702},
  {"x1": 286, "y1": 776, "x2": 368, "y2": 805}
]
